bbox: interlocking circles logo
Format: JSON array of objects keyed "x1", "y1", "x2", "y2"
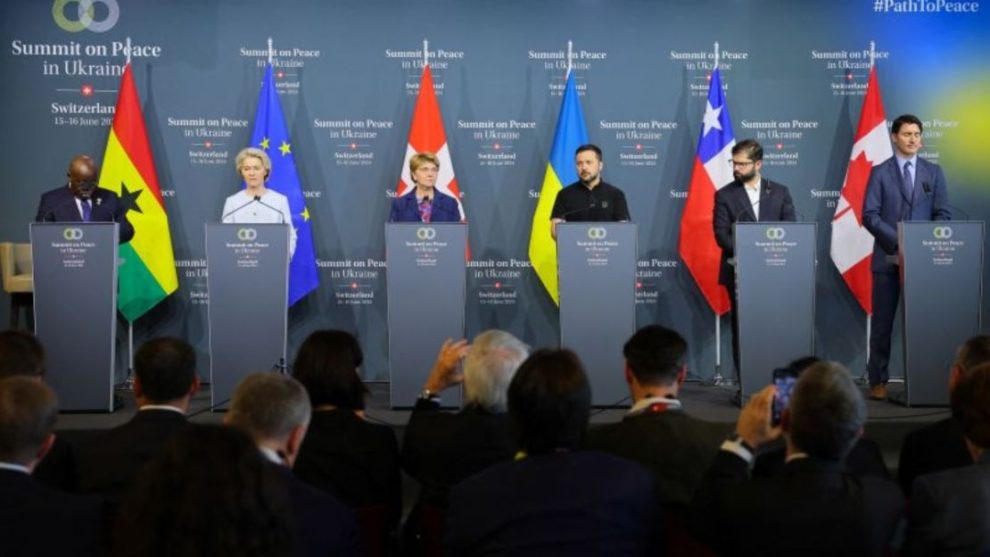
[
  {"x1": 416, "y1": 227, "x2": 437, "y2": 240},
  {"x1": 53, "y1": 0, "x2": 120, "y2": 33},
  {"x1": 765, "y1": 227, "x2": 786, "y2": 240},
  {"x1": 587, "y1": 227, "x2": 607, "y2": 240},
  {"x1": 63, "y1": 228, "x2": 84, "y2": 241},
  {"x1": 933, "y1": 226, "x2": 953, "y2": 240},
  {"x1": 237, "y1": 228, "x2": 258, "y2": 241}
]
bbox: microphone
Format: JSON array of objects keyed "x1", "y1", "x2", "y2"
[
  {"x1": 221, "y1": 195, "x2": 260, "y2": 221},
  {"x1": 254, "y1": 195, "x2": 286, "y2": 223},
  {"x1": 556, "y1": 200, "x2": 598, "y2": 221},
  {"x1": 921, "y1": 182, "x2": 968, "y2": 220}
]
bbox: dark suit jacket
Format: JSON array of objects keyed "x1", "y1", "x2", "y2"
[
  {"x1": 901, "y1": 452, "x2": 990, "y2": 556},
  {"x1": 274, "y1": 464, "x2": 362, "y2": 557},
  {"x1": 0, "y1": 468, "x2": 105, "y2": 556},
  {"x1": 293, "y1": 410, "x2": 401, "y2": 527},
  {"x1": 690, "y1": 452, "x2": 904, "y2": 556},
  {"x1": 713, "y1": 178, "x2": 796, "y2": 284},
  {"x1": 388, "y1": 190, "x2": 461, "y2": 223},
  {"x1": 898, "y1": 417, "x2": 972, "y2": 496},
  {"x1": 35, "y1": 185, "x2": 135, "y2": 243},
  {"x1": 754, "y1": 438, "x2": 891, "y2": 481},
  {"x1": 77, "y1": 408, "x2": 189, "y2": 501},
  {"x1": 863, "y1": 155, "x2": 950, "y2": 273},
  {"x1": 401, "y1": 398, "x2": 516, "y2": 508},
  {"x1": 446, "y1": 450, "x2": 662, "y2": 556},
  {"x1": 583, "y1": 408, "x2": 728, "y2": 509}
]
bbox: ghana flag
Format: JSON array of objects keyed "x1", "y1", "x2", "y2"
[{"x1": 98, "y1": 63, "x2": 178, "y2": 321}]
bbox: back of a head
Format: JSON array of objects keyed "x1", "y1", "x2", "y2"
[
  {"x1": 113, "y1": 424, "x2": 292, "y2": 557},
  {"x1": 227, "y1": 373, "x2": 311, "y2": 443},
  {"x1": 0, "y1": 329, "x2": 45, "y2": 379},
  {"x1": 292, "y1": 329, "x2": 367, "y2": 410},
  {"x1": 134, "y1": 337, "x2": 197, "y2": 403},
  {"x1": 787, "y1": 362, "x2": 866, "y2": 460},
  {"x1": 955, "y1": 334, "x2": 990, "y2": 377},
  {"x1": 951, "y1": 362, "x2": 990, "y2": 451},
  {"x1": 623, "y1": 325, "x2": 686, "y2": 386},
  {"x1": 463, "y1": 329, "x2": 529, "y2": 412},
  {"x1": 0, "y1": 377, "x2": 57, "y2": 465},
  {"x1": 508, "y1": 349, "x2": 591, "y2": 454}
]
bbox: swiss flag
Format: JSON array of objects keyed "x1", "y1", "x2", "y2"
[
  {"x1": 396, "y1": 64, "x2": 465, "y2": 220},
  {"x1": 829, "y1": 66, "x2": 891, "y2": 314}
]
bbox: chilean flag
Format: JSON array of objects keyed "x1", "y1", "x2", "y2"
[
  {"x1": 678, "y1": 68, "x2": 734, "y2": 315},
  {"x1": 830, "y1": 66, "x2": 891, "y2": 314},
  {"x1": 396, "y1": 64, "x2": 465, "y2": 220}
]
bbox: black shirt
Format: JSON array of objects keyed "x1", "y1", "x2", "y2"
[{"x1": 550, "y1": 180, "x2": 631, "y2": 222}]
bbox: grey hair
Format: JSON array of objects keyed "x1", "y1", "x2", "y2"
[
  {"x1": 235, "y1": 147, "x2": 272, "y2": 178},
  {"x1": 227, "y1": 373, "x2": 311, "y2": 442},
  {"x1": 463, "y1": 330, "x2": 529, "y2": 412},
  {"x1": 788, "y1": 361, "x2": 866, "y2": 460}
]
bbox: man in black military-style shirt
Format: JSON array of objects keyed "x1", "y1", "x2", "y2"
[{"x1": 550, "y1": 143, "x2": 631, "y2": 239}]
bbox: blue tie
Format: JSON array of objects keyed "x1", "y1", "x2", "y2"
[
  {"x1": 903, "y1": 161, "x2": 914, "y2": 193},
  {"x1": 80, "y1": 199, "x2": 92, "y2": 222}
]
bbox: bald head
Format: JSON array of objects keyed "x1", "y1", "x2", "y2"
[{"x1": 67, "y1": 155, "x2": 98, "y2": 198}]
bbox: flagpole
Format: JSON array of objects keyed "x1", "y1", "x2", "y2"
[
  {"x1": 711, "y1": 40, "x2": 728, "y2": 387},
  {"x1": 268, "y1": 37, "x2": 274, "y2": 66},
  {"x1": 862, "y1": 40, "x2": 875, "y2": 384},
  {"x1": 567, "y1": 40, "x2": 573, "y2": 76},
  {"x1": 125, "y1": 37, "x2": 131, "y2": 66},
  {"x1": 423, "y1": 38, "x2": 429, "y2": 67},
  {"x1": 713, "y1": 41, "x2": 720, "y2": 72}
]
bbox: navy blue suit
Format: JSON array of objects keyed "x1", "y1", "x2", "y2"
[
  {"x1": 389, "y1": 190, "x2": 461, "y2": 223},
  {"x1": 35, "y1": 185, "x2": 135, "y2": 243},
  {"x1": 862, "y1": 155, "x2": 950, "y2": 385}
]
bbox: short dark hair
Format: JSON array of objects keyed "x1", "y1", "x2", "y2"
[
  {"x1": 891, "y1": 114, "x2": 923, "y2": 134},
  {"x1": 0, "y1": 377, "x2": 58, "y2": 464},
  {"x1": 0, "y1": 329, "x2": 45, "y2": 378},
  {"x1": 508, "y1": 349, "x2": 591, "y2": 454},
  {"x1": 623, "y1": 325, "x2": 686, "y2": 385},
  {"x1": 575, "y1": 144, "x2": 602, "y2": 161},
  {"x1": 731, "y1": 139, "x2": 764, "y2": 162},
  {"x1": 787, "y1": 362, "x2": 865, "y2": 460},
  {"x1": 134, "y1": 337, "x2": 197, "y2": 403},
  {"x1": 292, "y1": 330, "x2": 367, "y2": 410},
  {"x1": 955, "y1": 334, "x2": 990, "y2": 375},
  {"x1": 951, "y1": 362, "x2": 990, "y2": 449},
  {"x1": 780, "y1": 356, "x2": 821, "y2": 377}
]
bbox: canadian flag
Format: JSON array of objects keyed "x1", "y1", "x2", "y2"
[
  {"x1": 396, "y1": 64, "x2": 465, "y2": 220},
  {"x1": 830, "y1": 66, "x2": 891, "y2": 314}
]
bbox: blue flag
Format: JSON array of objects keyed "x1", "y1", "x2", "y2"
[{"x1": 248, "y1": 64, "x2": 319, "y2": 305}]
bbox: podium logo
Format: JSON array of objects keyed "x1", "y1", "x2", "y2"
[
  {"x1": 237, "y1": 228, "x2": 258, "y2": 241},
  {"x1": 63, "y1": 228, "x2": 84, "y2": 241},
  {"x1": 933, "y1": 226, "x2": 953, "y2": 240},
  {"x1": 416, "y1": 227, "x2": 437, "y2": 240},
  {"x1": 587, "y1": 227, "x2": 607, "y2": 240},
  {"x1": 53, "y1": 0, "x2": 120, "y2": 33},
  {"x1": 766, "y1": 227, "x2": 786, "y2": 240}
]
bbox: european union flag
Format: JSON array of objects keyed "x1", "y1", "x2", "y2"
[{"x1": 248, "y1": 64, "x2": 319, "y2": 305}]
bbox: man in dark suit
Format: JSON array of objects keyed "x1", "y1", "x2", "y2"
[
  {"x1": 862, "y1": 114, "x2": 951, "y2": 400},
  {"x1": 402, "y1": 330, "x2": 528, "y2": 553},
  {"x1": 690, "y1": 361, "x2": 904, "y2": 556},
  {"x1": 0, "y1": 377, "x2": 104, "y2": 556},
  {"x1": 902, "y1": 362, "x2": 990, "y2": 556},
  {"x1": 713, "y1": 139, "x2": 796, "y2": 391},
  {"x1": 34, "y1": 154, "x2": 135, "y2": 243},
  {"x1": 227, "y1": 373, "x2": 361, "y2": 557},
  {"x1": 584, "y1": 325, "x2": 727, "y2": 510},
  {"x1": 77, "y1": 337, "x2": 199, "y2": 501},
  {"x1": 446, "y1": 349, "x2": 662, "y2": 556},
  {"x1": 897, "y1": 334, "x2": 990, "y2": 495}
]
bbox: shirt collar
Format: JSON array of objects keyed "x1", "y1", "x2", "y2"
[
  {"x1": 0, "y1": 461, "x2": 31, "y2": 474},
  {"x1": 894, "y1": 152, "x2": 918, "y2": 169},
  {"x1": 259, "y1": 447, "x2": 284, "y2": 466},
  {"x1": 139, "y1": 404, "x2": 185, "y2": 414},
  {"x1": 785, "y1": 451, "x2": 810, "y2": 463},
  {"x1": 627, "y1": 395, "x2": 682, "y2": 416}
]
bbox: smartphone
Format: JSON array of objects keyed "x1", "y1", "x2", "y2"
[{"x1": 771, "y1": 368, "x2": 798, "y2": 426}]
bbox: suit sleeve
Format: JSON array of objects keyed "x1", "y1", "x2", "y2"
[
  {"x1": 550, "y1": 190, "x2": 567, "y2": 220},
  {"x1": 388, "y1": 197, "x2": 401, "y2": 222},
  {"x1": 688, "y1": 449, "x2": 750, "y2": 554},
  {"x1": 780, "y1": 186, "x2": 796, "y2": 222},
  {"x1": 277, "y1": 196, "x2": 297, "y2": 257},
  {"x1": 713, "y1": 191, "x2": 734, "y2": 255},
  {"x1": 862, "y1": 166, "x2": 899, "y2": 254},
  {"x1": 35, "y1": 192, "x2": 55, "y2": 222},
  {"x1": 113, "y1": 198, "x2": 135, "y2": 243},
  {"x1": 931, "y1": 165, "x2": 951, "y2": 221},
  {"x1": 900, "y1": 477, "x2": 939, "y2": 557}
]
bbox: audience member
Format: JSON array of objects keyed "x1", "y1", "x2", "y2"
[
  {"x1": 897, "y1": 334, "x2": 990, "y2": 495},
  {"x1": 291, "y1": 329, "x2": 401, "y2": 551},
  {"x1": 446, "y1": 349, "x2": 662, "y2": 555},
  {"x1": 402, "y1": 330, "x2": 528, "y2": 553},
  {"x1": 0, "y1": 377, "x2": 103, "y2": 556},
  {"x1": 690, "y1": 362, "x2": 904, "y2": 556},
  {"x1": 227, "y1": 372, "x2": 361, "y2": 557},
  {"x1": 77, "y1": 337, "x2": 199, "y2": 502},
  {"x1": 901, "y1": 362, "x2": 990, "y2": 555},
  {"x1": 584, "y1": 325, "x2": 727, "y2": 510},
  {"x1": 113, "y1": 424, "x2": 293, "y2": 557}
]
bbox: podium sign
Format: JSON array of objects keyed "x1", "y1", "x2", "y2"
[
  {"x1": 386, "y1": 223, "x2": 467, "y2": 408},
  {"x1": 899, "y1": 221, "x2": 984, "y2": 406},
  {"x1": 735, "y1": 223, "x2": 816, "y2": 397},
  {"x1": 31, "y1": 223, "x2": 118, "y2": 412},
  {"x1": 557, "y1": 223, "x2": 637, "y2": 406},
  {"x1": 206, "y1": 223, "x2": 289, "y2": 410}
]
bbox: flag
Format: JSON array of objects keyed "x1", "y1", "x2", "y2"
[
  {"x1": 397, "y1": 64, "x2": 465, "y2": 218},
  {"x1": 528, "y1": 72, "x2": 588, "y2": 305},
  {"x1": 830, "y1": 66, "x2": 891, "y2": 314},
  {"x1": 98, "y1": 63, "x2": 177, "y2": 321},
  {"x1": 678, "y1": 68, "x2": 734, "y2": 315},
  {"x1": 248, "y1": 63, "x2": 319, "y2": 306}
]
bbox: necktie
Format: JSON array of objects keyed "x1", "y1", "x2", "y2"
[
  {"x1": 903, "y1": 161, "x2": 914, "y2": 193},
  {"x1": 419, "y1": 198, "x2": 433, "y2": 223},
  {"x1": 80, "y1": 199, "x2": 92, "y2": 222}
]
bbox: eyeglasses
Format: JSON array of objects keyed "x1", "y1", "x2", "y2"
[{"x1": 730, "y1": 160, "x2": 755, "y2": 168}]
